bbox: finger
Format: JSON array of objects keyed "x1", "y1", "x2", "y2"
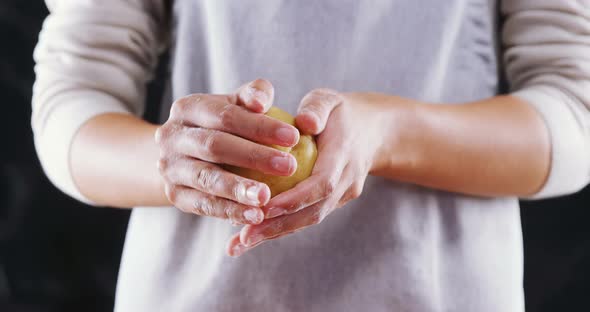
[
  {"x1": 296, "y1": 88, "x2": 343, "y2": 135},
  {"x1": 214, "y1": 103, "x2": 299, "y2": 147},
  {"x1": 263, "y1": 138, "x2": 347, "y2": 218},
  {"x1": 241, "y1": 202, "x2": 324, "y2": 247},
  {"x1": 176, "y1": 127, "x2": 297, "y2": 176},
  {"x1": 228, "y1": 201, "x2": 331, "y2": 256},
  {"x1": 159, "y1": 157, "x2": 271, "y2": 206},
  {"x1": 225, "y1": 231, "x2": 279, "y2": 257},
  {"x1": 263, "y1": 175, "x2": 333, "y2": 219},
  {"x1": 167, "y1": 185, "x2": 264, "y2": 225},
  {"x1": 226, "y1": 229, "x2": 293, "y2": 257},
  {"x1": 170, "y1": 95, "x2": 299, "y2": 147},
  {"x1": 236, "y1": 78, "x2": 275, "y2": 113},
  {"x1": 226, "y1": 233, "x2": 244, "y2": 257},
  {"x1": 240, "y1": 198, "x2": 334, "y2": 251},
  {"x1": 337, "y1": 177, "x2": 366, "y2": 208},
  {"x1": 239, "y1": 180, "x2": 347, "y2": 249},
  {"x1": 227, "y1": 230, "x2": 293, "y2": 257}
]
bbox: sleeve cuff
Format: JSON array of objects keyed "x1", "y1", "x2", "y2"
[
  {"x1": 513, "y1": 86, "x2": 590, "y2": 200},
  {"x1": 33, "y1": 90, "x2": 131, "y2": 205}
]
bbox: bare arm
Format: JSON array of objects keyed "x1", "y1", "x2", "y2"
[
  {"x1": 32, "y1": 0, "x2": 167, "y2": 204},
  {"x1": 370, "y1": 94, "x2": 550, "y2": 197},
  {"x1": 70, "y1": 113, "x2": 165, "y2": 208},
  {"x1": 33, "y1": 1, "x2": 299, "y2": 225}
]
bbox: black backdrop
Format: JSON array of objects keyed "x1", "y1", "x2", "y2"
[{"x1": 0, "y1": 2, "x2": 588, "y2": 311}]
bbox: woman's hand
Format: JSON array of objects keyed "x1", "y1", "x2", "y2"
[
  {"x1": 221, "y1": 89, "x2": 553, "y2": 249},
  {"x1": 227, "y1": 90, "x2": 400, "y2": 256},
  {"x1": 156, "y1": 79, "x2": 301, "y2": 225}
]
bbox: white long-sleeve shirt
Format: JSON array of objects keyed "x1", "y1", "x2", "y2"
[{"x1": 32, "y1": 1, "x2": 590, "y2": 311}]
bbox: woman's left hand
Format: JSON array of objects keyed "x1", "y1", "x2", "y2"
[{"x1": 226, "y1": 89, "x2": 401, "y2": 256}]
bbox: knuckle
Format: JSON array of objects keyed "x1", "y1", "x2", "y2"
[
  {"x1": 224, "y1": 203, "x2": 238, "y2": 221},
  {"x1": 246, "y1": 146, "x2": 262, "y2": 168},
  {"x1": 223, "y1": 204, "x2": 233, "y2": 220},
  {"x1": 165, "y1": 185, "x2": 178, "y2": 204},
  {"x1": 253, "y1": 118, "x2": 268, "y2": 139},
  {"x1": 155, "y1": 123, "x2": 182, "y2": 146},
  {"x1": 218, "y1": 103, "x2": 236, "y2": 130},
  {"x1": 231, "y1": 181, "x2": 246, "y2": 202},
  {"x1": 171, "y1": 94, "x2": 203, "y2": 117},
  {"x1": 309, "y1": 212, "x2": 324, "y2": 225},
  {"x1": 193, "y1": 165, "x2": 221, "y2": 191},
  {"x1": 193, "y1": 196, "x2": 215, "y2": 216},
  {"x1": 199, "y1": 129, "x2": 222, "y2": 159},
  {"x1": 201, "y1": 96, "x2": 218, "y2": 112},
  {"x1": 350, "y1": 183, "x2": 363, "y2": 199},
  {"x1": 154, "y1": 127, "x2": 164, "y2": 144},
  {"x1": 157, "y1": 158, "x2": 169, "y2": 174},
  {"x1": 155, "y1": 124, "x2": 171, "y2": 143},
  {"x1": 170, "y1": 97, "x2": 188, "y2": 116},
  {"x1": 320, "y1": 177, "x2": 337, "y2": 197},
  {"x1": 224, "y1": 94, "x2": 239, "y2": 106}
]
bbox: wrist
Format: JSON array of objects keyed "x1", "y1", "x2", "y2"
[
  {"x1": 72, "y1": 113, "x2": 170, "y2": 207},
  {"x1": 367, "y1": 94, "x2": 426, "y2": 178},
  {"x1": 146, "y1": 123, "x2": 171, "y2": 206}
]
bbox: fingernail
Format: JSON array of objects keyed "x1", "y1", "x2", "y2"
[
  {"x1": 231, "y1": 244, "x2": 247, "y2": 257},
  {"x1": 245, "y1": 86, "x2": 268, "y2": 107},
  {"x1": 245, "y1": 185, "x2": 261, "y2": 205},
  {"x1": 299, "y1": 111, "x2": 320, "y2": 132},
  {"x1": 270, "y1": 155, "x2": 296, "y2": 175},
  {"x1": 246, "y1": 234, "x2": 264, "y2": 247},
  {"x1": 243, "y1": 208, "x2": 263, "y2": 224},
  {"x1": 267, "y1": 207, "x2": 286, "y2": 219},
  {"x1": 252, "y1": 89, "x2": 268, "y2": 106},
  {"x1": 275, "y1": 127, "x2": 298, "y2": 145}
]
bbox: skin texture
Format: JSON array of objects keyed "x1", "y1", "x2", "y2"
[
  {"x1": 69, "y1": 79, "x2": 550, "y2": 257},
  {"x1": 225, "y1": 107, "x2": 318, "y2": 198}
]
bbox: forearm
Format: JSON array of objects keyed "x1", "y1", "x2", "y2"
[
  {"x1": 370, "y1": 94, "x2": 551, "y2": 197},
  {"x1": 71, "y1": 113, "x2": 168, "y2": 207}
]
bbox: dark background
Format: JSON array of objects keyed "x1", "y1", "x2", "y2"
[{"x1": 0, "y1": 2, "x2": 588, "y2": 312}]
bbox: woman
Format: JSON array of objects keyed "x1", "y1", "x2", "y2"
[{"x1": 32, "y1": 0, "x2": 589, "y2": 311}]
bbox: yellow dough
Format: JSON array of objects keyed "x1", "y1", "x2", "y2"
[{"x1": 226, "y1": 107, "x2": 318, "y2": 197}]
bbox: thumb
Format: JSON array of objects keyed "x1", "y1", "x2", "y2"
[
  {"x1": 236, "y1": 78, "x2": 275, "y2": 113},
  {"x1": 296, "y1": 89, "x2": 343, "y2": 135}
]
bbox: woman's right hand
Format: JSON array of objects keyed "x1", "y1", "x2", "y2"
[{"x1": 155, "y1": 79, "x2": 300, "y2": 225}]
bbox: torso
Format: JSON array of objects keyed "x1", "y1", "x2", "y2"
[{"x1": 116, "y1": 1, "x2": 524, "y2": 311}]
